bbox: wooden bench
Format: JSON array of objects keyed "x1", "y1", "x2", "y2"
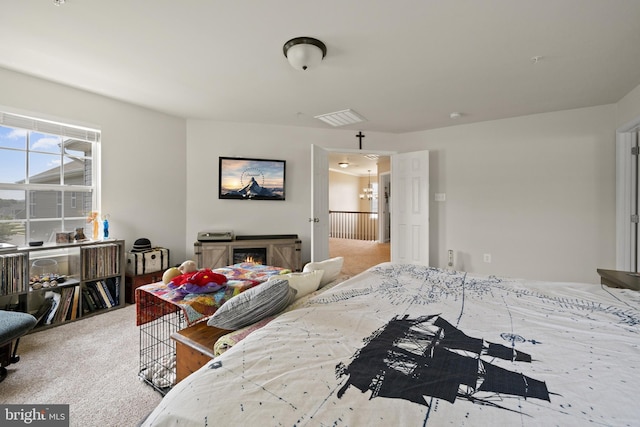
[{"x1": 171, "y1": 321, "x2": 231, "y2": 383}]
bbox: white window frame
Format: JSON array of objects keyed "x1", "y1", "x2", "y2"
[{"x1": 0, "y1": 110, "x2": 101, "y2": 245}]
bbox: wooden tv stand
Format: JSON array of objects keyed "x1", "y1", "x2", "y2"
[
  {"x1": 171, "y1": 321, "x2": 230, "y2": 383},
  {"x1": 194, "y1": 235, "x2": 302, "y2": 271}
]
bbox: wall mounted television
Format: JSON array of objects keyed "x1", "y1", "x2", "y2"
[{"x1": 219, "y1": 157, "x2": 286, "y2": 200}]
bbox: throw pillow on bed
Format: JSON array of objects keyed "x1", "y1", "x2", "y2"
[
  {"x1": 303, "y1": 256, "x2": 344, "y2": 287},
  {"x1": 207, "y1": 279, "x2": 297, "y2": 330},
  {"x1": 267, "y1": 270, "x2": 324, "y2": 300}
]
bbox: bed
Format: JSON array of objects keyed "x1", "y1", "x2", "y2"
[{"x1": 140, "y1": 262, "x2": 640, "y2": 426}]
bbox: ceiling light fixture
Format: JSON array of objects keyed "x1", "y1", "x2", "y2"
[
  {"x1": 53, "y1": 0, "x2": 65, "y2": 5},
  {"x1": 338, "y1": 162, "x2": 349, "y2": 168},
  {"x1": 450, "y1": 112, "x2": 462, "y2": 119},
  {"x1": 315, "y1": 109, "x2": 367, "y2": 127},
  {"x1": 283, "y1": 37, "x2": 327, "y2": 71}
]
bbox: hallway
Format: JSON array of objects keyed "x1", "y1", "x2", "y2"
[{"x1": 329, "y1": 238, "x2": 390, "y2": 276}]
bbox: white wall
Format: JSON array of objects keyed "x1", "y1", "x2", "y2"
[
  {"x1": 184, "y1": 120, "x2": 395, "y2": 262},
  {"x1": 0, "y1": 68, "x2": 189, "y2": 262},
  {"x1": 329, "y1": 171, "x2": 360, "y2": 212},
  {"x1": 185, "y1": 107, "x2": 620, "y2": 283},
  {"x1": 397, "y1": 105, "x2": 617, "y2": 283},
  {"x1": 616, "y1": 82, "x2": 640, "y2": 128}
]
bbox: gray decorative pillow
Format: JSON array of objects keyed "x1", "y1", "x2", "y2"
[{"x1": 207, "y1": 279, "x2": 297, "y2": 330}]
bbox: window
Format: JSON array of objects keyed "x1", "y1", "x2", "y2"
[{"x1": 0, "y1": 111, "x2": 100, "y2": 246}]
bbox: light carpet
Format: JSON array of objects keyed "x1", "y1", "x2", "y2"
[
  {"x1": 329, "y1": 237, "x2": 390, "y2": 276},
  {"x1": 1, "y1": 304, "x2": 162, "y2": 427}
]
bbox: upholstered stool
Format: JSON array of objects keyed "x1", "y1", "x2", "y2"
[{"x1": 0, "y1": 311, "x2": 37, "y2": 382}]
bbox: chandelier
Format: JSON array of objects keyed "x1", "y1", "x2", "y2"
[{"x1": 359, "y1": 170, "x2": 377, "y2": 200}]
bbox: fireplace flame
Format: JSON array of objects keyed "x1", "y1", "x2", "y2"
[{"x1": 245, "y1": 256, "x2": 255, "y2": 263}]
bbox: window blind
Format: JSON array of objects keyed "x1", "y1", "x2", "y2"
[{"x1": 0, "y1": 111, "x2": 100, "y2": 143}]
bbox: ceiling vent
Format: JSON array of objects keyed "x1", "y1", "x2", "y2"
[{"x1": 314, "y1": 109, "x2": 367, "y2": 127}]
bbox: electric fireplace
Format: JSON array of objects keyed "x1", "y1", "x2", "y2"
[{"x1": 233, "y1": 247, "x2": 267, "y2": 265}]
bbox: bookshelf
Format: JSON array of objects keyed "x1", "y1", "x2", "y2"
[{"x1": 0, "y1": 240, "x2": 125, "y2": 331}]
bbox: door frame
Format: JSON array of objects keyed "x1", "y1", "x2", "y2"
[
  {"x1": 311, "y1": 147, "x2": 396, "y2": 260},
  {"x1": 378, "y1": 171, "x2": 391, "y2": 243},
  {"x1": 616, "y1": 117, "x2": 640, "y2": 271}
]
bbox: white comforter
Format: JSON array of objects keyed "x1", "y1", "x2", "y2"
[{"x1": 141, "y1": 263, "x2": 640, "y2": 426}]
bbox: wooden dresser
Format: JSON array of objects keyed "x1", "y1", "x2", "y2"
[{"x1": 171, "y1": 321, "x2": 231, "y2": 383}]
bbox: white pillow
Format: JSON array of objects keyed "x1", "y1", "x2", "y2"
[
  {"x1": 303, "y1": 256, "x2": 344, "y2": 287},
  {"x1": 207, "y1": 279, "x2": 296, "y2": 330},
  {"x1": 268, "y1": 270, "x2": 324, "y2": 300}
]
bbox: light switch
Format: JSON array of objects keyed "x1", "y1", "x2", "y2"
[{"x1": 435, "y1": 193, "x2": 446, "y2": 202}]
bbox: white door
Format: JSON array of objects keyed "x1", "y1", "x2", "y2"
[
  {"x1": 310, "y1": 144, "x2": 330, "y2": 261},
  {"x1": 391, "y1": 150, "x2": 430, "y2": 265}
]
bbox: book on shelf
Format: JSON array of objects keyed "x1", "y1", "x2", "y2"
[
  {"x1": 54, "y1": 287, "x2": 74, "y2": 324},
  {"x1": 62, "y1": 288, "x2": 73, "y2": 322},
  {"x1": 34, "y1": 298, "x2": 54, "y2": 325},
  {"x1": 70, "y1": 285, "x2": 81, "y2": 320},
  {"x1": 104, "y1": 277, "x2": 120, "y2": 307},
  {"x1": 81, "y1": 243, "x2": 121, "y2": 280},
  {"x1": 43, "y1": 291, "x2": 61, "y2": 325},
  {"x1": 102, "y1": 280, "x2": 118, "y2": 307},
  {"x1": 87, "y1": 281, "x2": 114, "y2": 309},
  {"x1": 82, "y1": 288, "x2": 97, "y2": 313},
  {"x1": 0, "y1": 252, "x2": 28, "y2": 296},
  {"x1": 86, "y1": 283, "x2": 105, "y2": 309},
  {"x1": 52, "y1": 290, "x2": 65, "y2": 324},
  {"x1": 95, "y1": 281, "x2": 113, "y2": 308}
]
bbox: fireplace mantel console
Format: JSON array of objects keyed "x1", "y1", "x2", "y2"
[{"x1": 194, "y1": 235, "x2": 302, "y2": 272}]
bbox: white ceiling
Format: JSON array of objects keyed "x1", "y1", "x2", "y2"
[
  {"x1": 2, "y1": 1, "x2": 640, "y2": 138},
  {"x1": 328, "y1": 152, "x2": 382, "y2": 178}
]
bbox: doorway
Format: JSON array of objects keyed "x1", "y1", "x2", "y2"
[
  {"x1": 327, "y1": 151, "x2": 391, "y2": 266},
  {"x1": 312, "y1": 146, "x2": 430, "y2": 266}
]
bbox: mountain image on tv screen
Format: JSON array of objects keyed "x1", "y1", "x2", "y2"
[{"x1": 219, "y1": 157, "x2": 285, "y2": 200}]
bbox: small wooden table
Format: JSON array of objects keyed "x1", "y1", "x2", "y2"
[
  {"x1": 596, "y1": 268, "x2": 640, "y2": 291},
  {"x1": 171, "y1": 321, "x2": 231, "y2": 383}
]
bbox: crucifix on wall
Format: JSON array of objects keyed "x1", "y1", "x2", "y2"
[{"x1": 356, "y1": 131, "x2": 365, "y2": 149}]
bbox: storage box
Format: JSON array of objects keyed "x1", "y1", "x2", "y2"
[
  {"x1": 55, "y1": 232, "x2": 75, "y2": 244},
  {"x1": 126, "y1": 248, "x2": 170, "y2": 276}
]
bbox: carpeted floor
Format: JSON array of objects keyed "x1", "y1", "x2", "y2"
[
  {"x1": 1, "y1": 304, "x2": 161, "y2": 427},
  {"x1": 1, "y1": 239, "x2": 387, "y2": 426},
  {"x1": 329, "y1": 237, "x2": 390, "y2": 276}
]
